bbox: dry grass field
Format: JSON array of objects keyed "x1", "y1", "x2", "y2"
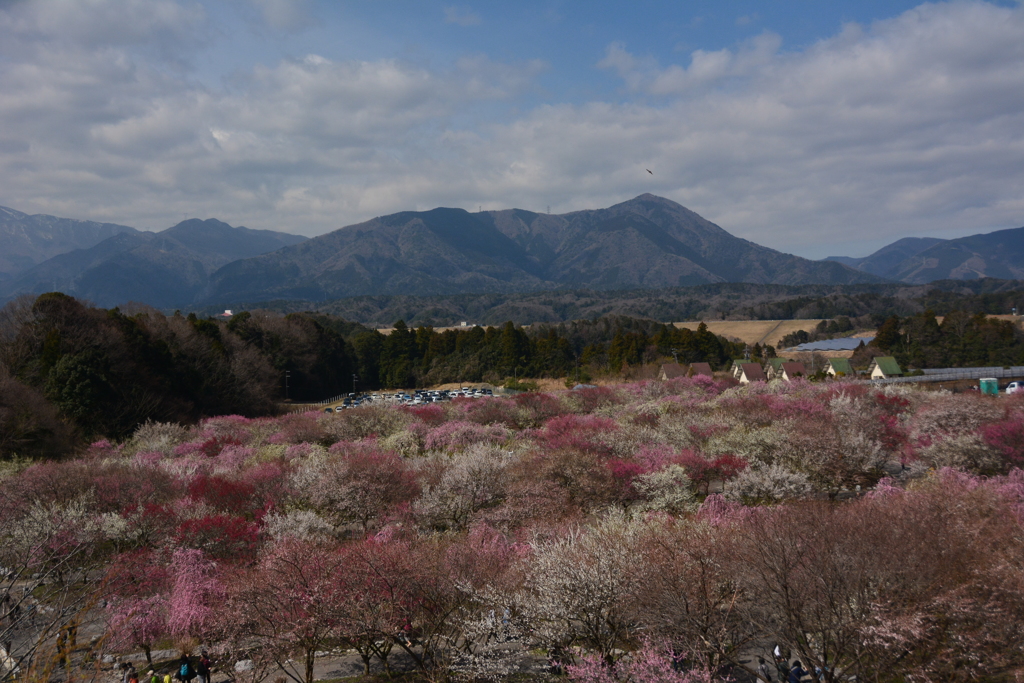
[{"x1": 673, "y1": 319, "x2": 828, "y2": 347}]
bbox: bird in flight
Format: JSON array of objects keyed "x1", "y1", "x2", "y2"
[{"x1": 646, "y1": 169, "x2": 653, "y2": 175}]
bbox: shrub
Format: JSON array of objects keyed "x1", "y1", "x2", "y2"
[
  {"x1": 909, "y1": 393, "x2": 1002, "y2": 443},
  {"x1": 380, "y1": 427, "x2": 423, "y2": 458},
  {"x1": 406, "y1": 403, "x2": 448, "y2": 427},
  {"x1": 188, "y1": 474, "x2": 258, "y2": 516},
  {"x1": 538, "y1": 414, "x2": 619, "y2": 456},
  {"x1": 126, "y1": 420, "x2": 190, "y2": 456},
  {"x1": 605, "y1": 459, "x2": 646, "y2": 506},
  {"x1": 263, "y1": 509, "x2": 335, "y2": 542},
  {"x1": 568, "y1": 641, "x2": 714, "y2": 683},
  {"x1": 980, "y1": 412, "x2": 1024, "y2": 468},
  {"x1": 424, "y1": 420, "x2": 510, "y2": 452},
  {"x1": 270, "y1": 411, "x2": 327, "y2": 445},
  {"x1": 564, "y1": 385, "x2": 622, "y2": 413},
  {"x1": 414, "y1": 445, "x2": 511, "y2": 532},
  {"x1": 304, "y1": 444, "x2": 419, "y2": 533},
  {"x1": 91, "y1": 461, "x2": 176, "y2": 512},
  {"x1": 198, "y1": 415, "x2": 256, "y2": 443},
  {"x1": 674, "y1": 451, "x2": 747, "y2": 495},
  {"x1": 726, "y1": 462, "x2": 811, "y2": 505},
  {"x1": 918, "y1": 433, "x2": 1004, "y2": 474},
  {"x1": 512, "y1": 391, "x2": 568, "y2": 426},
  {"x1": 212, "y1": 445, "x2": 257, "y2": 472},
  {"x1": 174, "y1": 514, "x2": 259, "y2": 559},
  {"x1": 633, "y1": 465, "x2": 697, "y2": 515},
  {"x1": 457, "y1": 397, "x2": 523, "y2": 428}
]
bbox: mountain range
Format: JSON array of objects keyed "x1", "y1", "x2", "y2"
[
  {"x1": 205, "y1": 194, "x2": 879, "y2": 304},
  {"x1": 825, "y1": 237, "x2": 947, "y2": 278},
  {"x1": 1, "y1": 195, "x2": 1022, "y2": 310},
  {"x1": 824, "y1": 226, "x2": 1024, "y2": 283},
  {"x1": 0, "y1": 206, "x2": 138, "y2": 282},
  {"x1": 0, "y1": 217, "x2": 306, "y2": 308}
]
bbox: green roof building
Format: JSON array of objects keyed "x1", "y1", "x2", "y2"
[
  {"x1": 827, "y1": 358, "x2": 854, "y2": 378},
  {"x1": 764, "y1": 357, "x2": 786, "y2": 379},
  {"x1": 869, "y1": 356, "x2": 903, "y2": 379}
]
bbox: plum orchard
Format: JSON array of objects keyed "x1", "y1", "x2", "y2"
[{"x1": 1, "y1": 377, "x2": 1023, "y2": 682}]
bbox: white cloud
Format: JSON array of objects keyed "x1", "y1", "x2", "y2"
[
  {"x1": 0, "y1": 0, "x2": 206, "y2": 53},
  {"x1": 601, "y1": 31, "x2": 782, "y2": 94},
  {"x1": 0, "y1": 0, "x2": 1023, "y2": 260},
  {"x1": 247, "y1": 0, "x2": 310, "y2": 31},
  {"x1": 444, "y1": 5, "x2": 481, "y2": 26}
]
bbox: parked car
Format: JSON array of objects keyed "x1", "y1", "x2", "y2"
[{"x1": 1007, "y1": 381, "x2": 1024, "y2": 394}]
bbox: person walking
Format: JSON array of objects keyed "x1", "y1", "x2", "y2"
[
  {"x1": 196, "y1": 651, "x2": 211, "y2": 683},
  {"x1": 176, "y1": 655, "x2": 195, "y2": 682},
  {"x1": 757, "y1": 657, "x2": 773, "y2": 682},
  {"x1": 788, "y1": 660, "x2": 808, "y2": 683},
  {"x1": 775, "y1": 652, "x2": 790, "y2": 683}
]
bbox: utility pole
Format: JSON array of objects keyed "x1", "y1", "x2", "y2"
[
  {"x1": 513, "y1": 356, "x2": 526, "y2": 384},
  {"x1": 284, "y1": 371, "x2": 290, "y2": 401},
  {"x1": 353, "y1": 373, "x2": 359, "y2": 395}
]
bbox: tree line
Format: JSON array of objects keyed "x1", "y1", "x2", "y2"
[
  {"x1": 224, "y1": 279, "x2": 1024, "y2": 328},
  {"x1": 857, "y1": 309, "x2": 1024, "y2": 368},
  {"x1": 0, "y1": 294, "x2": 742, "y2": 458}
]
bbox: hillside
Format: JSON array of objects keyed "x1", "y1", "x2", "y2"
[
  {"x1": 204, "y1": 194, "x2": 881, "y2": 304},
  {"x1": 189, "y1": 278, "x2": 1024, "y2": 329},
  {"x1": 889, "y1": 226, "x2": 1024, "y2": 283},
  {"x1": 825, "y1": 237, "x2": 946, "y2": 278},
  {"x1": 0, "y1": 205, "x2": 138, "y2": 280},
  {"x1": 0, "y1": 218, "x2": 306, "y2": 308},
  {"x1": 825, "y1": 227, "x2": 1024, "y2": 283}
]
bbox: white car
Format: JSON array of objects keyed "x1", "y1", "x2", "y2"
[{"x1": 1007, "y1": 381, "x2": 1024, "y2": 395}]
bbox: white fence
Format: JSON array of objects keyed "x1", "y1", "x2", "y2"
[
  {"x1": 871, "y1": 366, "x2": 1024, "y2": 384},
  {"x1": 287, "y1": 394, "x2": 348, "y2": 411}
]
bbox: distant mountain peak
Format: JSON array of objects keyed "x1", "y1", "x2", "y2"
[
  {"x1": 166, "y1": 217, "x2": 236, "y2": 231},
  {"x1": 1, "y1": 213, "x2": 307, "y2": 308},
  {"x1": 822, "y1": 228, "x2": 1024, "y2": 284},
  {"x1": 0, "y1": 206, "x2": 140, "y2": 280},
  {"x1": 0, "y1": 206, "x2": 29, "y2": 220},
  {"x1": 202, "y1": 196, "x2": 881, "y2": 306}
]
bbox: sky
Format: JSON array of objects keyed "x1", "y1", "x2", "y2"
[{"x1": 1, "y1": 0, "x2": 1024, "y2": 259}]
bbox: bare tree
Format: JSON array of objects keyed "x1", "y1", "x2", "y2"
[{"x1": 0, "y1": 491, "x2": 109, "y2": 683}]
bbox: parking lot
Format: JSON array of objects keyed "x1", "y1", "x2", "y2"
[{"x1": 317, "y1": 386, "x2": 495, "y2": 412}]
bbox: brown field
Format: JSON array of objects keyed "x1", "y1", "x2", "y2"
[
  {"x1": 375, "y1": 324, "x2": 475, "y2": 334},
  {"x1": 372, "y1": 315, "x2": 1023, "y2": 338},
  {"x1": 673, "y1": 319, "x2": 828, "y2": 348},
  {"x1": 934, "y1": 314, "x2": 1021, "y2": 325}
]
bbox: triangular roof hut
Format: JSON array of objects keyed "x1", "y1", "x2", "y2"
[
  {"x1": 827, "y1": 358, "x2": 854, "y2": 377},
  {"x1": 780, "y1": 362, "x2": 807, "y2": 381},
  {"x1": 689, "y1": 362, "x2": 714, "y2": 377},
  {"x1": 659, "y1": 363, "x2": 688, "y2": 380},
  {"x1": 869, "y1": 356, "x2": 903, "y2": 379},
  {"x1": 738, "y1": 362, "x2": 767, "y2": 384}
]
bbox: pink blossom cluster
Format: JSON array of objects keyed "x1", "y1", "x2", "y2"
[{"x1": 3, "y1": 378, "x2": 1024, "y2": 682}]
